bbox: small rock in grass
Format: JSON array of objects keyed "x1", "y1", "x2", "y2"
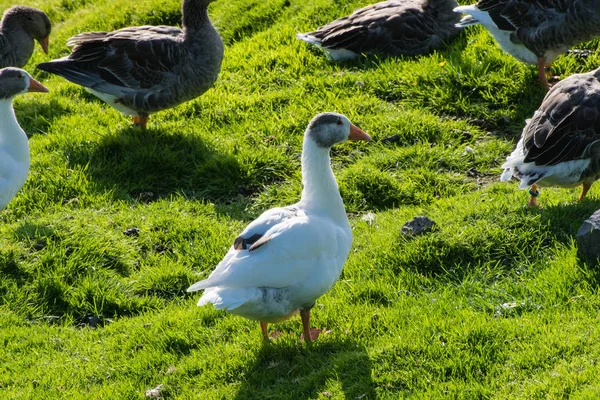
[
  {"x1": 576, "y1": 209, "x2": 600, "y2": 265},
  {"x1": 401, "y1": 216, "x2": 436, "y2": 237},
  {"x1": 123, "y1": 227, "x2": 140, "y2": 237},
  {"x1": 381, "y1": 134, "x2": 400, "y2": 145},
  {"x1": 137, "y1": 191, "x2": 157, "y2": 202},
  {"x1": 86, "y1": 315, "x2": 100, "y2": 329}
]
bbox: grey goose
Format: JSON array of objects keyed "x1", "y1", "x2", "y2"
[
  {"x1": 36, "y1": 0, "x2": 223, "y2": 129},
  {"x1": 0, "y1": 6, "x2": 51, "y2": 68},
  {"x1": 296, "y1": 0, "x2": 461, "y2": 60},
  {"x1": 455, "y1": 0, "x2": 600, "y2": 88},
  {"x1": 501, "y1": 67, "x2": 600, "y2": 206}
]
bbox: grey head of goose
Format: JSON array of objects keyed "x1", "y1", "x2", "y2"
[
  {"x1": 0, "y1": 67, "x2": 48, "y2": 99},
  {"x1": 306, "y1": 112, "x2": 371, "y2": 148},
  {"x1": 1, "y1": 6, "x2": 51, "y2": 66}
]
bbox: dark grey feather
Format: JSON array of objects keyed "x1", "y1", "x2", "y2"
[
  {"x1": 520, "y1": 68, "x2": 600, "y2": 180},
  {"x1": 299, "y1": 0, "x2": 461, "y2": 57},
  {"x1": 36, "y1": 0, "x2": 222, "y2": 117},
  {"x1": 0, "y1": 6, "x2": 51, "y2": 68}
]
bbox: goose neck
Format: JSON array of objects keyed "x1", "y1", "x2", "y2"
[
  {"x1": 182, "y1": 2, "x2": 211, "y2": 37},
  {"x1": 0, "y1": 98, "x2": 28, "y2": 148},
  {"x1": 299, "y1": 139, "x2": 346, "y2": 219}
]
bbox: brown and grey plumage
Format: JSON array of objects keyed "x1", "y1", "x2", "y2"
[
  {"x1": 501, "y1": 67, "x2": 600, "y2": 206},
  {"x1": 0, "y1": 6, "x2": 51, "y2": 68},
  {"x1": 296, "y1": 0, "x2": 461, "y2": 60},
  {"x1": 455, "y1": 0, "x2": 600, "y2": 88},
  {"x1": 36, "y1": 0, "x2": 223, "y2": 129}
]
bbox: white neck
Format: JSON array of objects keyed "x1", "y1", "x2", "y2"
[
  {"x1": 297, "y1": 137, "x2": 347, "y2": 222},
  {"x1": 0, "y1": 98, "x2": 30, "y2": 162}
]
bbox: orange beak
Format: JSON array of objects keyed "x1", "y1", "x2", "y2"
[
  {"x1": 37, "y1": 36, "x2": 49, "y2": 54},
  {"x1": 28, "y1": 77, "x2": 49, "y2": 93},
  {"x1": 348, "y1": 124, "x2": 371, "y2": 141}
]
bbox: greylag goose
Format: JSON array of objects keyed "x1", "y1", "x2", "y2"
[
  {"x1": 0, "y1": 6, "x2": 51, "y2": 68},
  {"x1": 500, "y1": 66, "x2": 600, "y2": 206},
  {"x1": 36, "y1": 0, "x2": 223, "y2": 129},
  {"x1": 296, "y1": 0, "x2": 461, "y2": 60},
  {"x1": 187, "y1": 112, "x2": 371, "y2": 342},
  {"x1": 455, "y1": 0, "x2": 600, "y2": 88},
  {"x1": 0, "y1": 67, "x2": 48, "y2": 211}
]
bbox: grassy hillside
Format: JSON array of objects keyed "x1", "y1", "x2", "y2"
[{"x1": 2, "y1": 0, "x2": 600, "y2": 398}]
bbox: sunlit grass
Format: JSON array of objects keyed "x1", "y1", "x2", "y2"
[{"x1": 1, "y1": 0, "x2": 600, "y2": 398}]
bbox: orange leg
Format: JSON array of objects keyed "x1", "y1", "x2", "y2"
[
  {"x1": 579, "y1": 182, "x2": 592, "y2": 201},
  {"x1": 537, "y1": 57, "x2": 551, "y2": 89},
  {"x1": 300, "y1": 309, "x2": 321, "y2": 342},
  {"x1": 528, "y1": 184, "x2": 540, "y2": 207},
  {"x1": 260, "y1": 321, "x2": 269, "y2": 341},
  {"x1": 132, "y1": 115, "x2": 149, "y2": 129}
]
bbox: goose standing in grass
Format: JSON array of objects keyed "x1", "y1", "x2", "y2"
[
  {"x1": 0, "y1": 67, "x2": 48, "y2": 211},
  {"x1": 36, "y1": 0, "x2": 223, "y2": 129},
  {"x1": 296, "y1": 0, "x2": 461, "y2": 60},
  {"x1": 0, "y1": 6, "x2": 51, "y2": 68},
  {"x1": 187, "y1": 113, "x2": 371, "y2": 342},
  {"x1": 500, "y1": 67, "x2": 600, "y2": 207},
  {"x1": 454, "y1": 0, "x2": 600, "y2": 88}
]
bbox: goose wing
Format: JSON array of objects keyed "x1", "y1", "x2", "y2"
[
  {"x1": 188, "y1": 207, "x2": 348, "y2": 291},
  {"x1": 522, "y1": 71, "x2": 600, "y2": 166},
  {"x1": 37, "y1": 25, "x2": 186, "y2": 92}
]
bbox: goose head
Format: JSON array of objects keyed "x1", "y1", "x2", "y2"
[
  {"x1": 0, "y1": 68, "x2": 48, "y2": 100},
  {"x1": 306, "y1": 112, "x2": 371, "y2": 148},
  {"x1": 2, "y1": 6, "x2": 51, "y2": 54}
]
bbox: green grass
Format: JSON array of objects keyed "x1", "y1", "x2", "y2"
[{"x1": 2, "y1": 0, "x2": 600, "y2": 398}]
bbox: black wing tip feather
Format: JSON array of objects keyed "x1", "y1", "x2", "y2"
[{"x1": 36, "y1": 61, "x2": 100, "y2": 88}]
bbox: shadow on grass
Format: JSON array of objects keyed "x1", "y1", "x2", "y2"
[
  {"x1": 233, "y1": 339, "x2": 375, "y2": 399},
  {"x1": 63, "y1": 126, "x2": 254, "y2": 205},
  {"x1": 15, "y1": 98, "x2": 72, "y2": 135},
  {"x1": 539, "y1": 197, "x2": 600, "y2": 242}
]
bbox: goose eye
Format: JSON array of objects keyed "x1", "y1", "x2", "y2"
[
  {"x1": 336, "y1": 120, "x2": 343, "y2": 125},
  {"x1": 17, "y1": 74, "x2": 22, "y2": 79}
]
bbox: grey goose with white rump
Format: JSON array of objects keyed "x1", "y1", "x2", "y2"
[
  {"x1": 37, "y1": 0, "x2": 223, "y2": 129},
  {"x1": 296, "y1": 0, "x2": 461, "y2": 60},
  {"x1": 455, "y1": 0, "x2": 600, "y2": 88},
  {"x1": 501, "y1": 67, "x2": 600, "y2": 206}
]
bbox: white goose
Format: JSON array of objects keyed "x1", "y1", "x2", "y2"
[
  {"x1": 500, "y1": 67, "x2": 600, "y2": 206},
  {"x1": 0, "y1": 67, "x2": 48, "y2": 211},
  {"x1": 187, "y1": 112, "x2": 371, "y2": 341}
]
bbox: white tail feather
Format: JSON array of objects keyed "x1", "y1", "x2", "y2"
[
  {"x1": 296, "y1": 33, "x2": 321, "y2": 46},
  {"x1": 500, "y1": 168, "x2": 514, "y2": 182}
]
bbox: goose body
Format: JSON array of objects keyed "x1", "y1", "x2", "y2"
[
  {"x1": 36, "y1": 0, "x2": 223, "y2": 128},
  {"x1": 297, "y1": 0, "x2": 461, "y2": 60},
  {"x1": 500, "y1": 67, "x2": 600, "y2": 206},
  {"x1": 0, "y1": 68, "x2": 48, "y2": 211},
  {"x1": 187, "y1": 112, "x2": 371, "y2": 341},
  {"x1": 0, "y1": 6, "x2": 51, "y2": 68},
  {"x1": 455, "y1": 0, "x2": 600, "y2": 87}
]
